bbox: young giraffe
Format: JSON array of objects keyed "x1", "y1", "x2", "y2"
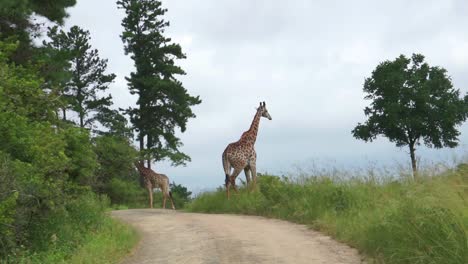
[
  {"x1": 222, "y1": 101, "x2": 272, "y2": 199},
  {"x1": 134, "y1": 161, "x2": 175, "y2": 210}
]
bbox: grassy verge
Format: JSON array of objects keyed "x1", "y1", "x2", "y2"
[
  {"x1": 2, "y1": 192, "x2": 139, "y2": 264},
  {"x1": 9, "y1": 214, "x2": 139, "y2": 264},
  {"x1": 66, "y1": 216, "x2": 139, "y2": 264},
  {"x1": 187, "y1": 169, "x2": 468, "y2": 264}
]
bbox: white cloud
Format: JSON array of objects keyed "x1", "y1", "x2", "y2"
[{"x1": 65, "y1": 0, "x2": 468, "y2": 190}]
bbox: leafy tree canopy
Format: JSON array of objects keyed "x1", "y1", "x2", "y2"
[{"x1": 352, "y1": 53, "x2": 468, "y2": 176}]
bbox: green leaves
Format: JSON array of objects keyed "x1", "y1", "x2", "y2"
[
  {"x1": 118, "y1": 0, "x2": 201, "y2": 165},
  {"x1": 353, "y1": 53, "x2": 468, "y2": 176},
  {"x1": 44, "y1": 25, "x2": 116, "y2": 128},
  {"x1": 93, "y1": 135, "x2": 138, "y2": 193},
  {"x1": 0, "y1": 0, "x2": 76, "y2": 64}
]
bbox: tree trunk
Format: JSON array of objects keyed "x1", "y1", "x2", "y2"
[
  {"x1": 79, "y1": 113, "x2": 84, "y2": 128},
  {"x1": 139, "y1": 134, "x2": 144, "y2": 155},
  {"x1": 409, "y1": 143, "x2": 418, "y2": 180},
  {"x1": 62, "y1": 108, "x2": 67, "y2": 121},
  {"x1": 146, "y1": 135, "x2": 152, "y2": 169},
  {"x1": 138, "y1": 134, "x2": 145, "y2": 187}
]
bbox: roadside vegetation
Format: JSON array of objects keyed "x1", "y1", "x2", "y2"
[
  {"x1": 0, "y1": 0, "x2": 195, "y2": 262},
  {"x1": 190, "y1": 48, "x2": 468, "y2": 264},
  {"x1": 188, "y1": 168, "x2": 468, "y2": 264}
]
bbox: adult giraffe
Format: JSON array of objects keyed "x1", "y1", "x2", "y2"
[{"x1": 222, "y1": 101, "x2": 272, "y2": 199}]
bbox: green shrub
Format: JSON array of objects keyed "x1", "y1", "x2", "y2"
[
  {"x1": 1, "y1": 190, "x2": 138, "y2": 263},
  {"x1": 93, "y1": 135, "x2": 138, "y2": 194},
  {"x1": 107, "y1": 178, "x2": 146, "y2": 208}
]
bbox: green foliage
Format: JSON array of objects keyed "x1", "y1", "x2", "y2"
[
  {"x1": 188, "y1": 172, "x2": 468, "y2": 264},
  {"x1": 65, "y1": 217, "x2": 138, "y2": 264},
  {"x1": 0, "y1": 7, "x2": 140, "y2": 263},
  {"x1": 44, "y1": 25, "x2": 116, "y2": 128},
  {"x1": 0, "y1": 155, "x2": 18, "y2": 255},
  {"x1": 170, "y1": 182, "x2": 192, "y2": 208},
  {"x1": 0, "y1": 41, "x2": 57, "y2": 122},
  {"x1": 0, "y1": 39, "x2": 137, "y2": 261},
  {"x1": 0, "y1": 0, "x2": 76, "y2": 63},
  {"x1": 5, "y1": 193, "x2": 138, "y2": 264},
  {"x1": 93, "y1": 108, "x2": 133, "y2": 139},
  {"x1": 117, "y1": 0, "x2": 201, "y2": 165},
  {"x1": 107, "y1": 178, "x2": 146, "y2": 208},
  {"x1": 93, "y1": 135, "x2": 140, "y2": 196},
  {"x1": 63, "y1": 127, "x2": 98, "y2": 186},
  {"x1": 353, "y1": 54, "x2": 468, "y2": 176}
]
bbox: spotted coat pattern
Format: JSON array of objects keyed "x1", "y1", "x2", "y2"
[
  {"x1": 135, "y1": 162, "x2": 175, "y2": 209},
  {"x1": 222, "y1": 102, "x2": 272, "y2": 199}
]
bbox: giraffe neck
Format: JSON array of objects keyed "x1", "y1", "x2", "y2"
[
  {"x1": 135, "y1": 162, "x2": 146, "y2": 175},
  {"x1": 240, "y1": 109, "x2": 262, "y2": 145}
]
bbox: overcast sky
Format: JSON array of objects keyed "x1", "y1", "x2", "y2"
[{"x1": 63, "y1": 0, "x2": 468, "y2": 192}]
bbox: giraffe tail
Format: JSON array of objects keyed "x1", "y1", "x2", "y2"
[
  {"x1": 169, "y1": 191, "x2": 173, "y2": 199},
  {"x1": 222, "y1": 148, "x2": 230, "y2": 185},
  {"x1": 225, "y1": 174, "x2": 230, "y2": 186}
]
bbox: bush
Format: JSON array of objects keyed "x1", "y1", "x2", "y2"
[
  {"x1": 93, "y1": 135, "x2": 138, "y2": 194},
  {"x1": 107, "y1": 178, "x2": 146, "y2": 208}
]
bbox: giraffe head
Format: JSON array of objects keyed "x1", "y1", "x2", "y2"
[
  {"x1": 258, "y1": 101, "x2": 272, "y2": 120},
  {"x1": 134, "y1": 160, "x2": 145, "y2": 170}
]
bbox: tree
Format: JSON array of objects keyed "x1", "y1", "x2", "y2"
[
  {"x1": 0, "y1": 0, "x2": 76, "y2": 63},
  {"x1": 0, "y1": 40, "x2": 58, "y2": 122},
  {"x1": 117, "y1": 0, "x2": 201, "y2": 168},
  {"x1": 169, "y1": 182, "x2": 192, "y2": 208},
  {"x1": 352, "y1": 54, "x2": 468, "y2": 178},
  {"x1": 93, "y1": 134, "x2": 138, "y2": 194},
  {"x1": 45, "y1": 25, "x2": 116, "y2": 128},
  {"x1": 93, "y1": 108, "x2": 134, "y2": 139}
]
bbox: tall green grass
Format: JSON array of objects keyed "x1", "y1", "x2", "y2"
[
  {"x1": 65, "y1": 217, "x2": 138, "y2": 264},
  {"x1": 188, "y1": 169, "x2": 468, "y2": 264}
]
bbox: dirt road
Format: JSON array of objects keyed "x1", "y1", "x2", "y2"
[{"x1": 112, "y1": 209, "x2": 364, "y2": 264}]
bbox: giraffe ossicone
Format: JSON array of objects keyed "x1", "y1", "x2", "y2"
[{"x1": 222, "y1": 101, "x2": 272, "y2": 199}]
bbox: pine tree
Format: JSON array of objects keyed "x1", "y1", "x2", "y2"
[
  {"x1": 118, "y1": 0, "x2": 201, "y2": 167},
  {"x1": 93, "y1": 108, "x2": 133, "y2": 140},
  {"x1": 0, "y1": 0, "x2": 76, "y2": 63},
  {"x1": 45, "y1": 25, "x2": 116, "y2": 128}
]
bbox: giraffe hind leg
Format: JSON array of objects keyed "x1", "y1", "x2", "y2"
[
  {"x1": 169, "y1": 191, "x2": 176, "y2": 210},
  {"x1": 225, "y1": 173, "x2": 231, "y2": 199},
  {"x1": 230, "y1": 168, "x2": 242, "y2": 193},
  {"x1": 225, "y1": 173, "x2": 230, "y2": 186},
  {"x1": 147, "y1": 186, "x2": 153, "y2": 209},
  {"x1": 226, "y1": 167, "x2": 242, "y2": 199}
]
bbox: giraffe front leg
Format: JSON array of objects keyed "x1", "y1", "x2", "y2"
[
  {"x1": 244, "y1": 167, "x2": 251, "y2": 186},
  {"x1": 148, "y1": 186, "x2": 153, "y2": 209},
  {"x1": 250, "y1": 163, "x2": 257, "y2": 190},
  {"x1": 231, "y1": 178, "x2": 239, "y2": 193},
  {"x1": 162, "y1": 195, "x2": 167, "y2": 209}
]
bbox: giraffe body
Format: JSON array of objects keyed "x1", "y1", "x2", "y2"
[
  {"x1": 222, "y1": 102, "x2": 271, "y2": 199},
  {"x1": 134, "y1": 162, "x2": 175, "y2": 209}
]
